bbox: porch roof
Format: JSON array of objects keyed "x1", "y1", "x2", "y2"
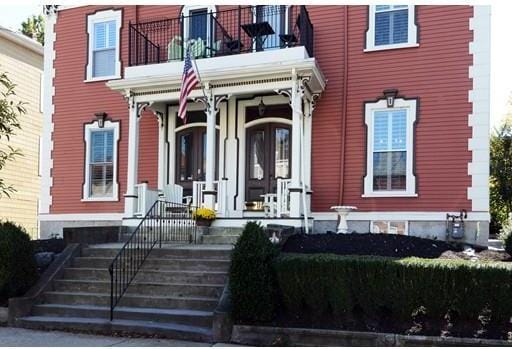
[{"x1": 107, "y1": 46, "x2": 326, "y2": 102}]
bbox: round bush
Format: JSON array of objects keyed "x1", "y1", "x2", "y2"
[
  {"x1": 229, "y1": 221, "x2": 279, "y2": 324},
  {"x1": 0, "y1": 221, "x2": 38, "y2": 303},
  {"x1": 499, "y1": 218, "x2": 512, "y2": 256}
]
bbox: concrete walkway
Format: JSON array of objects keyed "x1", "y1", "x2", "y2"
[{"x1": 0, "y1": 327, "x2": 236, "y2": 347}]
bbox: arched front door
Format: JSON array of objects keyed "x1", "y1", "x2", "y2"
[
  {"x1": 175, "y1": 127, "x2": 218, "y2": 197},
  {"x1": 245, "y1": 122, "x2": 291, "y2": 207}
]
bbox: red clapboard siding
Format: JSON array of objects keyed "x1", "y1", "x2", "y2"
[
  {"x1": 307, "y1": 5, "x2": 473, "y2": 212},
  {"x1": 50, "y1": 5, "x2": 474, "y2": 215}
]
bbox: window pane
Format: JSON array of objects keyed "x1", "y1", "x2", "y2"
[
  {"x1": 93, "y1": 49, "x2": 115, "y2": 77},
  {"x1": 91, "y1": 131, "x2": 105, "y2": 163},
  {"x1": 375, "y1": 12, "x2": 390, "y2": 46},
  {"x1": 391, "y1": 110, "x2": 406, "y2": 150},
  {"x1": 392, "y1": 9, "x2": 408, "y2": 44},
  {"x1": 373, "y1": 111, "x2": 389, "y2": 151},
  {"x1": 275, "y1": 128, "x2": 289, "y2": 178},
  {"x1": 90, "y1": 164, "x2": 113, "y2": 197},
  {"x1": 373, "y1": 151, "x2": 406, "y2": 191},
  {"x1": 107, "y1": 21, "x2": 116, "y2": 48},
  {"x1": 94, "y1": 22, "x2": 106, "y2": 49},
  {"x1": 179, "y1": 133, "x2": 194, "y2": 181},
  {"x1": 249, "y1": 131, "x2": 265, "y2": 179}
]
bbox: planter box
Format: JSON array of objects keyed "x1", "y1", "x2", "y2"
[
  {"x1": 231, "y1": 325, "x2": 512, "y2": 347},
  {"x1": 0, "y1": 307, "x2": 8, "y2": 324}
]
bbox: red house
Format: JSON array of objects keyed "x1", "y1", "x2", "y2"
[{"x1": 39, "y1": 5, "x2": 490, "y2": 246}]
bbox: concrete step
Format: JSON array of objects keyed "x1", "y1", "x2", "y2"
[
  {"x1": 63, "y1": 267, "x2": 228, "y2": 284},
  {"x1": 18, "y1": 316, "x2": 212, "y2": 342},
  {"x1": 201, "y1": 235, "x2": 239, "y2": 245},
  {"x1": 32, "y1": 304, "x2": 213, "y2": 328},
  {"x1": 53, "y1": 279, "x2": 224, "y2": 298},
  {"x1": 207, "y1": 227, "x2": 244, "y2": 236},
  {"x1": 43, "y1": 291, "x2": 218, "y2": 311},
  {"x1": 72, "y1": 257, "x2": 230, "y2": 271},
  {"x1": 82, "y1": 246, "x2": 232, "y2": 259}
]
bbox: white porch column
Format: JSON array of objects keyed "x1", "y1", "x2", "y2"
[
  {"x1": 289, "y1": 70, "x2": 304, "y2": 217},
  {"x1": 203, "y1": 88, "x2": 217, "y2": 209},
  {"x1": 124, "y1": 97, "x2": 140, "y2": 218}
]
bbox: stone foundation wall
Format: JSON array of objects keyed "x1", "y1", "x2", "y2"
[
  {"x1": 313, "y1": 220, "x2": 489, "y2": 247},
  {"x1": 40, "y1": 220, "x2": 123, "y2": 239}
]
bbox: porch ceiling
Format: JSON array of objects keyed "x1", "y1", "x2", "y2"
[{"x1": 106, "y1": 46, "x2": 325, "y2": 102}]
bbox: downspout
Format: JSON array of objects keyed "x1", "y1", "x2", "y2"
[{"x1": 338, "y1": 5, "x2": 349, "y2": 205}]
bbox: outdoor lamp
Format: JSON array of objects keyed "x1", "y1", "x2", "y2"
[
  {"x1": 94, "y1": 112, "x2": 107, "y2": 128},
  {"x1": 383, "y1": 89, "x2": 398, "y2": 108},
  {"x1": 258, "y1": 97, "x2": 266, "y2": 117}
]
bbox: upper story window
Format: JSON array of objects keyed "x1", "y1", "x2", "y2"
[
  {"x1": 86, "y1": 9, "x2": 122, "y2": 81},
  {"x1": 365, "y1": 5, "x2": 418, "y2": 52},
  {"x1": 83, "y1": 119, "x2": 120, "y2": 201},
  {"x1": 363, "y1": 95, "x2": 417, "y2": 197}
]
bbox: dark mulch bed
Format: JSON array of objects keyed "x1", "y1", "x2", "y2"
[{"x1": 282, "y1": 232, "x2": 465, "y2": 259}]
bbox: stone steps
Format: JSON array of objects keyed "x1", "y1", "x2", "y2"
[
  {"x1": 72, "y1": 256, "x2": 230, "y2": 271},
  {"x1": 82, "y1": 246, "x2": 232, "y2": 259},
  {"x1": 62, "y1": 267, "x2": 228, "y2": 284},
  {"x1": 18, "y1": 244, "x2": 232, "y2": 341},
  {"x1": 201, "y1": 235, "x2": 239, "y2": 245},
  {"x1": 32, "y1": 304, "x2": 213, "y2": 328},
  {"x1": 43, "y1": 290, "x2": 218, "y2": 311},
  {"x1": 53, "y1": 279, "x2": 224, "y2": 298},
  {"x1": 18, "y1": 316, "x2": 212, "y2": 342}
]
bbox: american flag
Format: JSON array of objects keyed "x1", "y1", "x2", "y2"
[{"x1": 178, "y1": 47, "x2": 199, "y2": 122}]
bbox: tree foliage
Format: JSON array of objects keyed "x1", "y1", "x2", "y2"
[
  {"x1": 0, "y1": 72, "x2": 26, "y2": 198},
  {"x1": 21, "y1": 15, "x2": 45, "y2": 45},
  {"x1": 490, "y1": 115, "x2": 512, "y2": 234}
]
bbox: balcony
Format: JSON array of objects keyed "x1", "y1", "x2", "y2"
[{"x1": 128, "y1": 5, "x2": 314, "y2": 67}]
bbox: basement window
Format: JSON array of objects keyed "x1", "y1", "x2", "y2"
[{"x1": 372, "y1": 221, "x2": 408, "y2": 235}]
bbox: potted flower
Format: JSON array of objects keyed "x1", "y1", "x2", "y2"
[{"x1": 192, "y1": 207, "x2": 216, "y2": 227}]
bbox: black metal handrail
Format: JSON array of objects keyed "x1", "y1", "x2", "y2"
[
  {"x1": 108, "y1": 200, "x2": 197, "y2": 320},
  {"x1": 128, "y1": 5, "x2": 314, "y2": 66}
]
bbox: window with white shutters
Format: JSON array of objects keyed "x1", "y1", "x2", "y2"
[
  {"x1": 363, "y1": 98, "x2": 417, "y2": 197},
  {"x1": 86, "y1": 9, "x2": 122, "y2": 81},
  {"x1": 93, "y1": 21, "x2": 116, "y2": 77},
  {"x1": 365, "y1": 5, "x2": 418, "y2": 52}
]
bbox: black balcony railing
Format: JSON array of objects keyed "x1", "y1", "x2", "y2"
[{"x1": 128, "y1": 5, "x2": 314, "y2": 67}]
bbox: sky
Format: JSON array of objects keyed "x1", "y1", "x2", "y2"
[{"x1": 0, "y1": 2, "x2": 509, "y2": 130}]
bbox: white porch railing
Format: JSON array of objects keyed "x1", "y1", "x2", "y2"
[
  {"x1": 277, "y1": 178, "x2": 292, "y2": 217},
  {"x1": 192, "y1": 179, "x2": 228, "y2": 216},
  {"x1": 134, "y1": 183, "x2": 160, "y2": 217}
]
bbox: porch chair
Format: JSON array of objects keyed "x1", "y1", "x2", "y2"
[
  {"x1": 160, "y1": 184, "x2": 192, "y2": 206},
  {"x1": 167, "y1": 36, "x2": 183, "y2": 61}
]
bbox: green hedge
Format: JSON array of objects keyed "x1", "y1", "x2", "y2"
[
  {"x1": 275, "y1": 253, "x2": 512, "y2": 326},
  {"x1": 229, "y1": 221, "x2": 279, "y2": 324},
  {"x1": 0, "y1": 221, "x2": 38, "y2": 303}
]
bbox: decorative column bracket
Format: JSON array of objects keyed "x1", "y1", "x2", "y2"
[{"x1": 306, "y1": 94, "x2": 320, "y2": 118}]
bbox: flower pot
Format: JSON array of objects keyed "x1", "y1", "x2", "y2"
[{"x1": 196, "y1": 219, "x2": 212, "y2": 227}]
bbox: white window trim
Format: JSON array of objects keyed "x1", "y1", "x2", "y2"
[
  {"x1": 85, "y1": 9, "x2": 122, "y2": 82},
  {"x1": 181, "y1": 5, "x2": 217, "y2": 46},
  {"x1": 82, "y1": 119, "x2": 120, "y2": 202},
  {"x1": 371, "y1": 220, "x2": 409, "y2": 235},
  {"x1": 363, "y1": 98, "x2": 417, "y2": 198},
  {"x1": 364, "y1": 5, "x2": 418, "y2": 52}
]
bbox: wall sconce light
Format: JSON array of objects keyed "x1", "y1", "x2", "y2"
[
  {"x1": 258, "y1": 97, "x2": 266, "y2": 117},
  {"x1": 94, "y1": 112, "x2": 107, "y2": 128},
  {"x1": 383, "y1": 89, "x2": 399, "y2": 108}
]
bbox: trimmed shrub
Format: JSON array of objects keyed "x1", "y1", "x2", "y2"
[
  {"x1": 499, "y1": 218, "x2": 512, "y2": 256},
  {"x1": 229, "y1": 221, "x2": 279, "y2": 323},
  {"x1": 0, "y1": 221, "x2": 38, "y2": 303},
  {"x1": 275, "y1": 253, "x2": 512, "y2": 329}
]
